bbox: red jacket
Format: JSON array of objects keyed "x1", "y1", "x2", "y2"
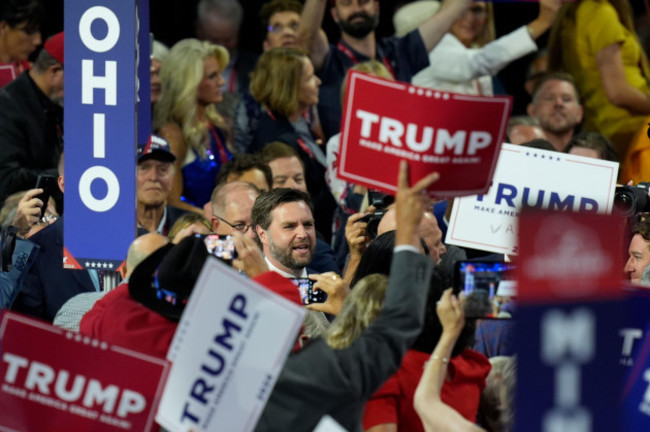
[
  {"x1": 79, "y1": 271, "x2": 302, "y2": 359},
  {"x1": 363, "y1": 348, "x2": 492, "y2": 431}
]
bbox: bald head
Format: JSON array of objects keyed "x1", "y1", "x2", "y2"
[
  {"x1": 211, "y1": 181, "x2": 260, "y2": 216},
  {"x1": 377, "y1": 207, "x2": 445, "y2": 263},
  {"x1": 125, "y1": 233, "x2": 169, "y2": 278},
  {"x1": 210, "y1": 181, "x2": 260, "y2": 239}
]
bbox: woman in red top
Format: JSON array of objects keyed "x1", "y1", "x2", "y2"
[{"x1": 361, "y1": 258, "x2": 491, "y2": 432}]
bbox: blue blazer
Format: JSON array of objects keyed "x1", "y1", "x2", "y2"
[{"x1": 12, "y1": 219, "x2": 96, "y2": 322}]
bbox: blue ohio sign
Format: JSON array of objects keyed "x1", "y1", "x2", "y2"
[
  {"x1": 137, "y1": 0, "x2": 150, "y2": 148},
  {"x1": 64, "y1": 0, "x2": 138, "y2": 269}
]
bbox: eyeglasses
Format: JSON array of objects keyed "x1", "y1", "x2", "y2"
[
  {"x1": 214, "y1": 215, "x2": 254, "y2": 233},
  {"x1": 267, "y1": 21, "x2": 300, "y2": 34}
]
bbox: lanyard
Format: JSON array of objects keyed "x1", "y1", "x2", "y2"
[
  {"x1": 336, "y1": 41, "x2": 395, "y2": 78},
  {"x1": 296, "y1": 137, "x2": 315, "y2": 160},
  {"x1": 263, "y1": 108, "x2": 316, "y2": 160},
  {"x1": 207, "y1": 123, "x2": 229, "y2": 164},
  {"x1": 227, "y1": 67, "x2": 237, "y2": 93}
]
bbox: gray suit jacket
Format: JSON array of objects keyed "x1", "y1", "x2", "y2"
[{"x1": 255, "y1": 249, "x2": 433, "y2": 432}]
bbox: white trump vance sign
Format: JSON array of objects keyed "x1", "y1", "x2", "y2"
[
  {"x1": 155, "y1": 257, "x2": 305, "y2": 432},
  {"x1": 446, "y1": 144, "x2": 619, "y2": 255}
]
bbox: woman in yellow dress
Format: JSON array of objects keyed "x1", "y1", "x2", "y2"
[{"x1": 547, "y1": 0, "x2": 650, "y2": 181}]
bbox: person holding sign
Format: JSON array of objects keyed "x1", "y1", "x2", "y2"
[
  {"x1": 80, "y1": 232, "x2": 304, "y2": 360},
  {"x1": 254, "y1": 161, "x2": 437, "y2": 431},
  {"x1": 299, "y1": 0, "x2": 476, "y2": 140},
  {"x1": 154, "y1": 39, "x2": 233, "y2": 213}
]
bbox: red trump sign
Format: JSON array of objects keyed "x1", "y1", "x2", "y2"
[
  {"x1": 0, "y1": 311, "x2": 170, "y2": 432},
  {"x1": 338, "y1": 71, "x2": 511, "y2": 198},
  {"x1": 515, "y1": 210, "x2": 626, "y2": 304}
]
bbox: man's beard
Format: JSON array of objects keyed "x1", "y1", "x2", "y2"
[
  {"x1": 338, "y1": 12, "x2": 379, "y2": 39},
  {"x1": 269, "y1": 237, "x2": 314, "y2": 272},
  {"x1": 541, "y1": 112, "x2": 576, "y2": 135},
  {"x1": 49, "y1": 91, "x2": 63, "y2": 108}
]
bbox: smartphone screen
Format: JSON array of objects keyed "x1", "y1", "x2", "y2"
[
  {"x1": 34, "y1": 174, "x2": 57, "y2": 219},
  {"x1": 291, "y1": 278, "x2": 327, "y2": 305},
  {"x1": 203, "y1": 234, "x2": 237, "y2": 263},
  {"x1": 454, "y1": 261, "x2": 516, "y2": 297}
]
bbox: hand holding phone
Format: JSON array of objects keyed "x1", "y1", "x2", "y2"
[
  {"x1": 453, "y1": 260, "x2": 516, "y2": 320},
  {"x1": 202, "y1": 234, "x2": 238, "y2": 264},
  {"x1": 12, "y1": 188, "x2": 49, "y2": 235},
  {"x1": 34, "y1": 174, "x2": 57, "y2": 220},
  {"x1": 292, "y1": 278, "x2": 327, "y2": 305}
]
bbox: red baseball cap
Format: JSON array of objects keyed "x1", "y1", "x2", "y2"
[{"x1": 44, "y1": 32, "x2": 64, "y2": 65}]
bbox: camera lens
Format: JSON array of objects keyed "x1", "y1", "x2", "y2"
[
  {"x1": 614, "y1": 186, "x2": 650, "y2": 216},
  {"x1": 366, "y1": 218, "x2": 380, "y2": 240},
  {"x1": 613, "y1": 189, "x2": 635, "y2": 216}
]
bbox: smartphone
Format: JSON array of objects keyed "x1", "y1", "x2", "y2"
[
  {"x1": 34, "y1": 174, "x2": 57, "y2": 220},
  {"x1": 291, "y1": 278, "x2": 327, "y2": 305},
  {"x1": 203, "y1": 234, "x2": 237, "y2": 263},
  {"x1": 453, "y1": 261, "x2": 516, "y2": 297}
]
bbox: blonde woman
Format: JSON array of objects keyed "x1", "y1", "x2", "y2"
[
  {"x1": 325, "y1": 273, "x2": 388, "y2": 349},
  {"x1": 167, "y1": 213, "x2": 212, "y2": 243},
  {"x1": 154, "y1": 39, "x2": 232, "y2": 213}
]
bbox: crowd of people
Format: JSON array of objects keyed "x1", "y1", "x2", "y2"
[{"x1": 1, "y1": 0, "x2": 649, "y2": 430}]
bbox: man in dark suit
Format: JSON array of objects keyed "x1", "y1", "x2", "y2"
[
  {"x1": 255, "y1": 161, "x2": 439, "y2": 431},
  {"x1": 136, "y1": 135, "x2": 187, "y2": 236},
  {"x1": 0, "y1": 32, "x2": 64, "y2": 208}
]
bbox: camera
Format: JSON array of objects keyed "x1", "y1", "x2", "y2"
[
  {"x1": 613, "y1": 182, "x2": 650, "y2": 217},
  {"x1": 357, "y1": 190, "x2": 394, "y2": 240}
]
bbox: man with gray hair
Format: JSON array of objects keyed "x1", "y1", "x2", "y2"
[{"x1": 195, "y1": 0, "x2": 257, "y2": 95}]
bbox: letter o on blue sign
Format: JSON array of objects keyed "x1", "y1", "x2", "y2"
[
  {"x1": 79, "y1": 6, "x2": 121, "y2": 53},
  {"x1": 79, "y1": 166, "x2": 120, "y2": 212}
]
